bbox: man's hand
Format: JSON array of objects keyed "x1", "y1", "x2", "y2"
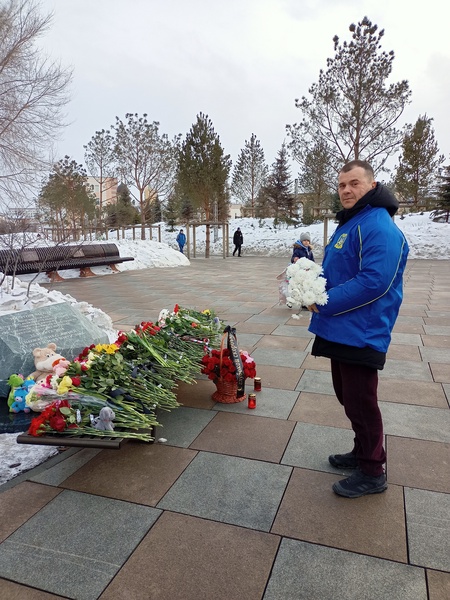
[{"x1": 307, "y1": 304, "x2": 319, "y2": 313}]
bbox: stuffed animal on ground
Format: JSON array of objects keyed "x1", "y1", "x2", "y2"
[
  {"x1": 7, "y1": 375, "x2": 35, "y2": 413},
  {"x1": 93, "y1": 407, "x2": 115, "y2": 431},
  {"x1": 29, "y1": 343, "x2": 67, "y2": 384}
]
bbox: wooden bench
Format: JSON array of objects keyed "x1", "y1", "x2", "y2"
[{"x1": 0, "y1": 243, "x2": 134, "y2": 280}]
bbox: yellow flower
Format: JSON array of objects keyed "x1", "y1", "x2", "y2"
[
  {"x1": 94, "y1": 343, "x2": 118, "y2": 354},
  {"x1": 202, "y1": 309, "x2": 211, "y2": 316},
  {"x1": 57, "y1": 375, "x2": 73, "y2": 395}
]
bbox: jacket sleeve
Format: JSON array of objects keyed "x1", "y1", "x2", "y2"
[{"x1": 318, "y1": 218, "x2": 407, "y2": 316}]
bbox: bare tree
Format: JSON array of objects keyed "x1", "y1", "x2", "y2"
[
  {"x1": 113, "y1": 113, "x2": 180, "y2": 239},
  {"x1": 0, "y1": 0, "x2": 72, "y2": 205}
]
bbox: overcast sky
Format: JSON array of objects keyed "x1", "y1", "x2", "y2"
[{"x1": 39, "y1": 0, "x2": 450, "y2": 179}]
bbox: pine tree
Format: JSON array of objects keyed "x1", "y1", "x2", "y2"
[
  {"x1": 177, "y1": 113, "x2": 231, "y2": 257},
  {"x1": 38, "y1": 156, "x2": 96, "y2": 232},
  {"x1": 394, "y1": 115, "x2": 444, "y2": 208},
  {"x1": 106, "y1": 183, "x2": 139, "y2": 227},
  {"x1": 296, "y1": 141, "x2": 335, "y2": 214},
  {"x1": 265, "y1": 144, "x2": 294, "y2": 225},
  {"x1": 287, "y1": 16, "x2": 411, "y2": 174},
  {"x1": 231, "y1": 134, "x2": 268, "y2": 217},
  {"x1": 431, "y1": 166, "x2": 450, "y2": 223}
]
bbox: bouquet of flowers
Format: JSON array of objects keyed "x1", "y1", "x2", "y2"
[
  {"x1": 25, "y1": 304, "x2": 226, "y2": 440},
  {"x1": 157, "y1": 304, "x2": 222, "y2": 339},
  {"x1": 201, "y1": 348, "x2": 256, "y2": 383},
  {"x1": 286, "y1": 257, "x2": 328, "y2": 309}
]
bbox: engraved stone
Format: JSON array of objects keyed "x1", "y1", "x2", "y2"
[{"x1": 0, "y1": 303, "x2": 109, "y2": 398}]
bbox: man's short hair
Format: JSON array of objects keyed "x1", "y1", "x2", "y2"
[{"x1": 340, "y1": 160, "x2": 374, "y2": 180}]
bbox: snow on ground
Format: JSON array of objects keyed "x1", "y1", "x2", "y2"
[{"x1": 0, "y1": 213, "x2": 449, "y2": 486}]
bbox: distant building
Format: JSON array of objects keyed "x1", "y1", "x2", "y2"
[
  {"x1": 229, "y1": 201, "x2": 244, "y2": 218},
  {"x1": 86, "y1": 177, "x2": 118, "y2": 208}
]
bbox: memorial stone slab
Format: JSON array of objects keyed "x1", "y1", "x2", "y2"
[{"x1": 0, "y1": 303, "x2": 109, "y2": 398}]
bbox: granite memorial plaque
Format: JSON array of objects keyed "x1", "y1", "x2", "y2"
[{"x1": 0, "y1": 303, "x2": 109, "y2": 398}]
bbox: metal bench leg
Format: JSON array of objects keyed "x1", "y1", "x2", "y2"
[
  {"x1": 47, "y1": 271, "x2": 65, "y2": 282},
  {"x1": 80, "y1": 267, "x2": 96, "y2": 277}
]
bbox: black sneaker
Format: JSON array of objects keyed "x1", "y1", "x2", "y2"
[
  {"x1": 332, "y1": 469, "x2": 387, "y2": 498},
  {"x1": 328, "y1": 452, "x2": 358, "y2": 469}
]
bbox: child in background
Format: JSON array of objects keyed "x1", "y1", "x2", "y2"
[{"x1": 291, "y1": 232, "x2": 315, "y2": 262}]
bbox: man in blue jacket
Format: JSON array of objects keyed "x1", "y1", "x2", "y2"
[{"x1": 308, "y1": 160, "x2": 409, "y2": 498}]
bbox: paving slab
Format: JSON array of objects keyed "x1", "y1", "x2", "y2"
[
  {"x1": 263, "y1": 538, "x2": 426, "y2": 600},
  {"x1": 386, "y1": 436, "x2": 450, "y2": 493},
  {"x1": 0, "y1": 489, "x2": 161, "y2": 600},
  {"x1": 251, "y1": 347, "x2": 308, "y2": 368},
  {"x1": 214, "y1": 386, "x2": 299, "y2": 419},
  {"x1": 0, "y1": 482, "x2": 62, "y2": 543},
  {"x1": 100, "y1": 512, "x2": 280, "y2": 600},
  {"x1": 61, "y1": 443, "x2": 197, "y2": 506},
  {"x1": 288, "y1": 391, "x2": 352, "y2": 429},
  {"x1": 29, "y1": 448, "x2": 101, "y2": 486},
  {"x1": 430, "y1": 363, "x2": 450, "y2": 383},
  {"x1": 380, "y1": 402, "x2": 450, "y2": 443},
  {"x1": 251, "y1": 364, "x2": 303, "y2": 390},
  {"x1": 427, "y1": 570, "x2": 450, "y2": 600},
  {"x1": 175, "y1": 378, "x2": 216, "y2": 409},
  {"x1": 387, "y1": 343, "x2": 422, "y2": 361},
  {"x1": 253, "y1": 333, "x2": 310, "y2": 351},
  {"x1": 157, "y1": 452, "x2": 292, "y2": 531},
  {"x1": 422, "y1": 334, "x2": 450, "y2": 348},
  {"x1": 380, "y1": 359, "x2": 433, "y2": 381},
  {"x1": 405, "y1": 487, "x2": 450, "y2": 571},
  {"x1": 272, "y1": 468, "x2": 407, "y2": 562},
  {"x1": 296, "y1": 369, "x2": 334, "y2": 395},
  {"x1": 377, "y1": 378, "x2": 448, "y2": 408},
  {"x1": 271, "y1": 323, "x2": 314, "y2": 338},
  {"x1": 156, "y1": 406, "x2": 216, "y2": 447},
  {"x1": 190, "y1": 411, "x2": 295, "y2": 462},
  {"x1": 420, "y1": 347, "x2": 450, "y2": 363},
  {"x1": 0, "y1": 579, "x2": 63, "y2": 599},
  {"x1": 282, "y1": 422, "x2": 355, "y2": 473}
]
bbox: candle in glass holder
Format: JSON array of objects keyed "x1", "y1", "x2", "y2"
[
  {"x1": 254, "y1": 377, "x2": 262, "y2": 392},
  {"x1": 248, "y1": 393, "x2": 257, "y2": 409}
]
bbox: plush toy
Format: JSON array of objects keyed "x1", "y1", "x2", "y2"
[
  {"x1": 93, "y1": 407, "x2": 116, "y2": 431},
  {"x1": 29, "y1": 343, "x2": 67, "y2": 384},
  {"x1": 8, "y1": 376, "x2": 35, "y2": 413}
]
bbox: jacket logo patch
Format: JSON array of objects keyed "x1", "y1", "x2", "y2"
[{"x1": 334, "y1": 234, "x2": 347, "y2": 249}]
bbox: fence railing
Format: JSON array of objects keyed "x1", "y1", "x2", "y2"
[{"x1": 40, "y1": 225, "x2": 161, "y2": 243}]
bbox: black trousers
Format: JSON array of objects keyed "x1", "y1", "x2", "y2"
[
  {"x1": 330, "y1": 359, "x2": 386, "y2": 476},
  {"x1": 233, "y1": 244, "x2": 242, "y2": 256}
]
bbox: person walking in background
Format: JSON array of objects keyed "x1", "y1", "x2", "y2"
[
  {"x1": 176, "y1": 229, "x2": 186, "y2": 254},
  {"x1": 291, "y1": 232, "x2": 314, "y2": 263},
  {"x1": 307, "y1": 159, "x2": 409, "y2": 498},
  {"x1": 232, "y1": 227, "x2": 243, "y2": 257}
]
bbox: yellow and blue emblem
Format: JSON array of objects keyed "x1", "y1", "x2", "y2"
[{"x1": 334, "y1": 233, "x2": 347, "y2": 249}]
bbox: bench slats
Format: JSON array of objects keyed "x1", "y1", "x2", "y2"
[{"x1": 0, "y1": 244, "x2": 134, "y2": 276}]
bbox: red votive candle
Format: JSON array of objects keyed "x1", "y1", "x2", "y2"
[
  {"x1": 248, "y1": 393, "x2": 257, "y2": 409},
  {"x1": 254, "y1": 377, "x2": 262, "y2": 392}
]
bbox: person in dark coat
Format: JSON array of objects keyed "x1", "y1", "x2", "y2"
[
  {"x1": 176, "y1": 229, "x2": 186, "y2": 253},
  {"x1": 232, "y1": 227, "x2": 243, "y2": 257},
  {"x1": 291, "y1": 232, "x2": 315, "y2": 262}
]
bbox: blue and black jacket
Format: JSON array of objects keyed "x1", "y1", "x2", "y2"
[{"x1": 309, "y1": 183, "x2": 409, "y2": 356}]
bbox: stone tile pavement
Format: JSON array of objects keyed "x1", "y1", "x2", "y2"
[{"x1": 0, "y1": 257, "x2": 449, "y2": 600}]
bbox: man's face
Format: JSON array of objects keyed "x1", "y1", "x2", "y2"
[{"x1": 338, "y1": 166, "x2": 376, "y2": 209}]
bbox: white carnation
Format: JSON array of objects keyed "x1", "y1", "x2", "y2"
[{"x1": 286, "y1": 258, "x2": 328, "y2": 307}]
